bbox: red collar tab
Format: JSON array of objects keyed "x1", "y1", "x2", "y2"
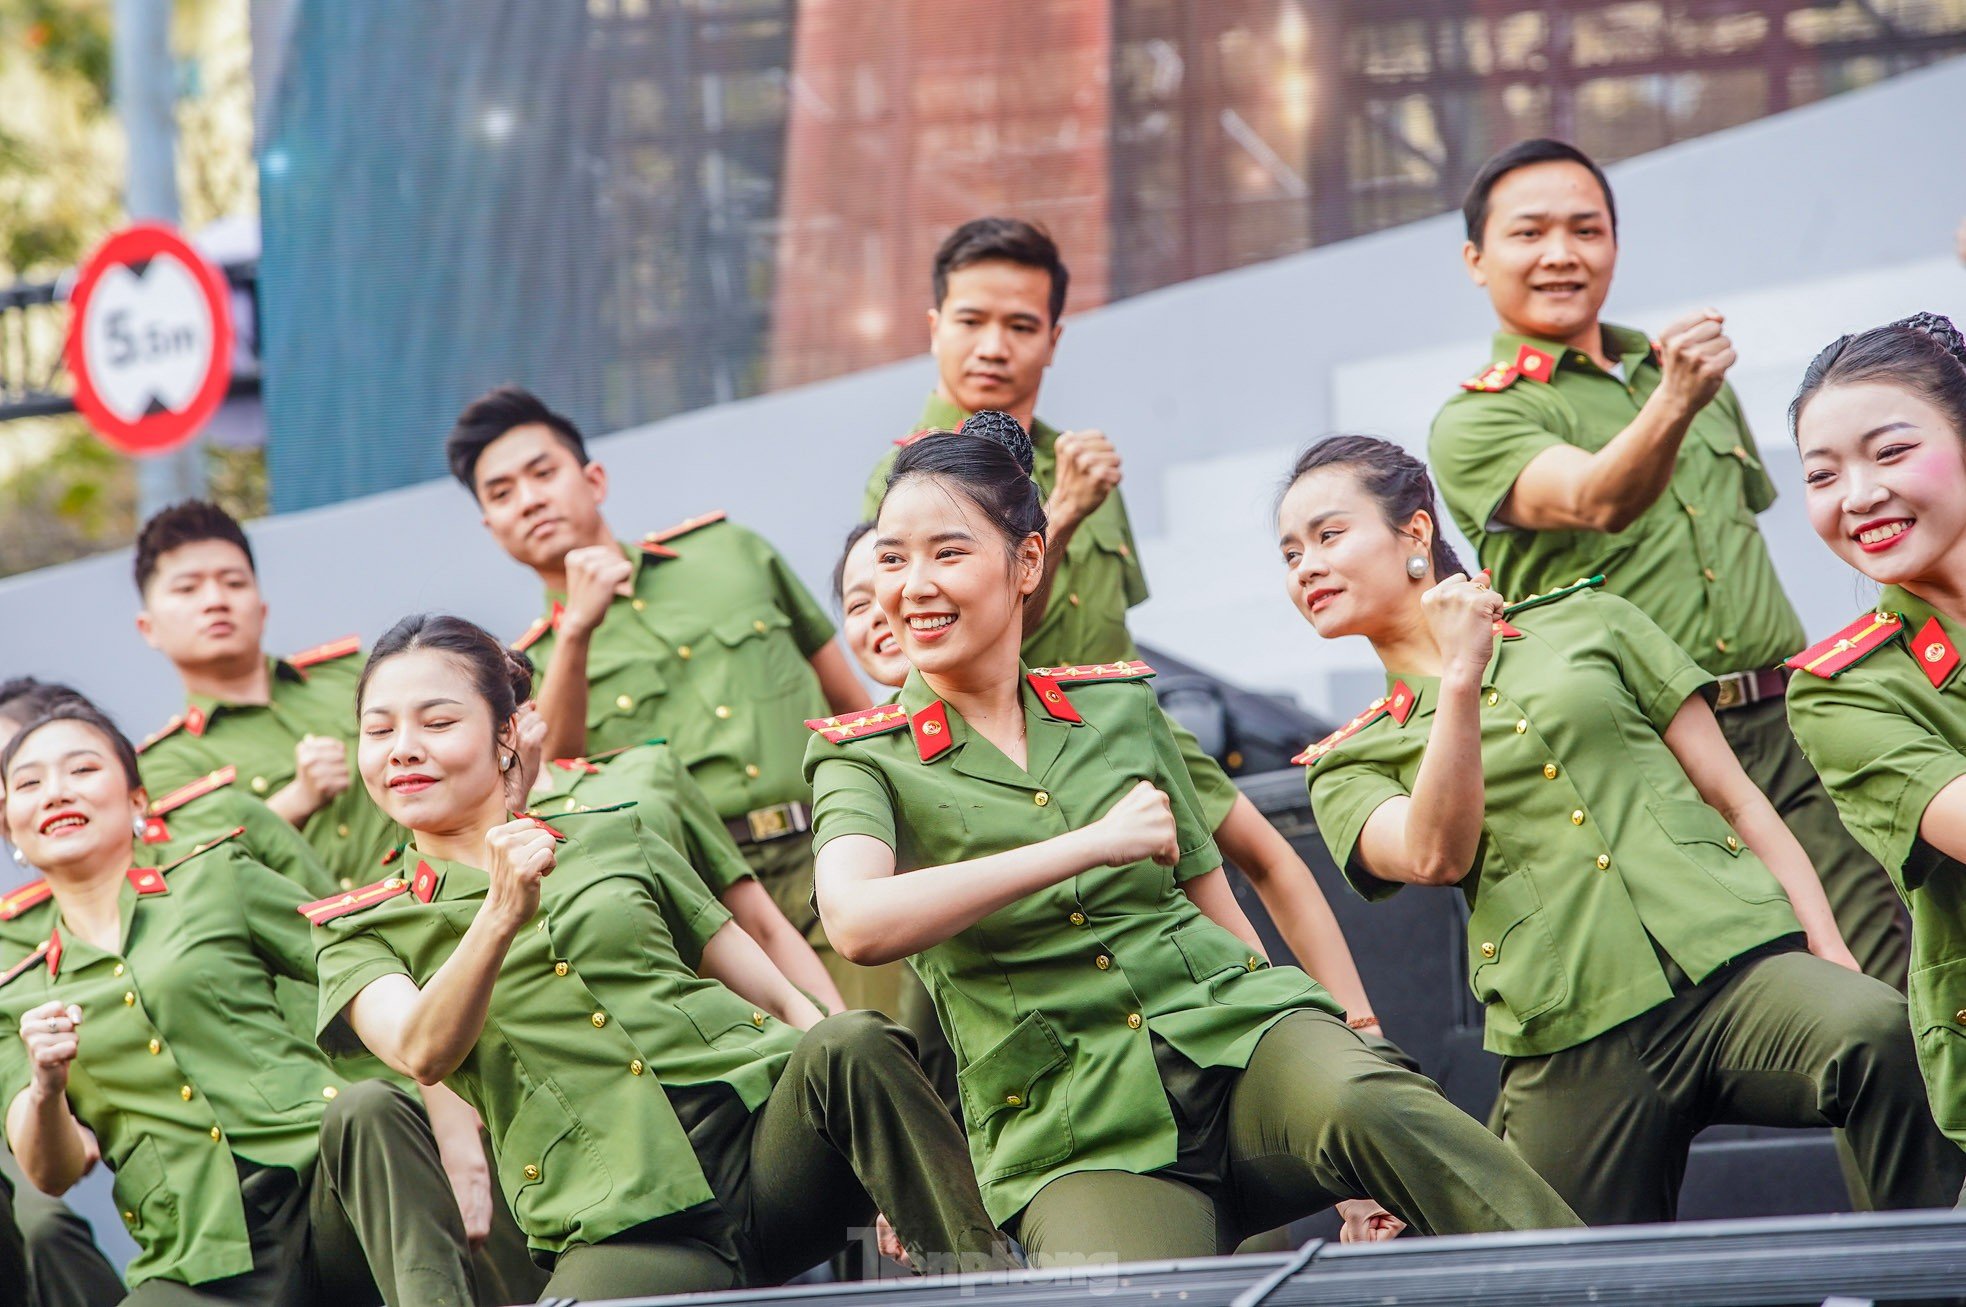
[
  {"x1": 0, "y1": 881, "x2": 53, "y2": 922},
  {"x1": 183, "y1": 704, "x2": 209, "y2": 737},
  {"x1": 1028, "y1": 660, "x2": 1155, "y2": 686},
  {"x1": 1493, "y1": 619, "x2": 1524, "y2": 639},
  {"x1": 1513, "y1": 344, "x2": 1557, "y2": 383},
  {"x1": 300, "y1": 874, "x2": 415, "y2": 926},
  {"x1": 1912, "y1": 616, "x2": 1960, "y2": 689},
  {"x1": 522, "y1": 814, "x2": 568, "y2": 840},
  {"x1": 0, "y1": 940, "x2": 49, "y2": 990},
  {"x1": 126, "y1": 866, "x2": 169, "y2": 896},
  {"x1": 1460, "y1": 362, "x2": 1521, "y2": 393},
  {"x1": 288, "y1": 635, "x2": 362, "y2": 671},
  {"x1": 552, "y1": 757, "x2": 601, "y2": 774},
  {"x1": 911, "y1": 701, "x2": 955, "y2": 762},
  {"x1": 1290, "y1": 680, "x2": 1414, "y2": 767},
  {"x1": 45, "y1": 927, "x2": 61, "y2": 977},
  {"x1": 1786, "y1": 610, "x2": 1905, "y2": 679},
  {"x1": 514, "y1": 603, "x2": 564, "y2": 653},
  {"x1": 412, "y1": 860, "x2": 440, "y2": 903},
  {"x1": 642, "y1": 510, "x2": 727, "y2": 556},
  {"x1": 1025, "y1": 672, "x2": 1083, "y2": 723},
  {"x1": 148, "y1": 766, "x2": 237, "y2": 818},
  {"x1": 804, "y1": 705, "x2": 910, "y2": 744}
]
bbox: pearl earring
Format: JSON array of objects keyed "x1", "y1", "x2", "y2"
[
  {"x1": 1406, "y1": 554, "x2": 1429, "y2": 580},
  {"x1": 131, "y1": 813, "x2": 148, "y2": 837},
  {"x1": 500, "y1": 753, "x2": 514, "y2": 771}
]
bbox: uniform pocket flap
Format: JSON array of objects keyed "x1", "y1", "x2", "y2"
[
  {"x1": 958, "y1": 1011, "x2": 1066, "y2": 1130},
  {"x1": 711, "y1": 609, "x2": 791, "y2": 646},
  {"x1": 501, "y1": 1082, "x2": 578, "y2": 1189},
  {"x1": 1909, "y1": 953, "x2": 1966, "y2": 1036},
  {"x1": 110, "y1": 1134, "x2": 172, "y2": 1231},
  {"x1": 1467, "y1": 871, "x2": 1567, "y2": 1024},
  {"x1": 675, "y1": 983, "x2": 764, "y2": 1043},
  {"x1": 1650, "y1": 800, "x2": 1747, "y2": 855},
  {"x1": 1172, "y1": 922, "x2": 1265, "y2": 984}
]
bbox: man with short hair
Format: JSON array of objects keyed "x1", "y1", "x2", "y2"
[
  {"x1": 859, "y1": 217, "x2": 1148, "y2": 668},
  {"x1": 1428, "y1": 138, "x2": 1909, "y2": 985},
  {"x1": 444, "y1": 386, "x2": 889, "y2": 1010}
]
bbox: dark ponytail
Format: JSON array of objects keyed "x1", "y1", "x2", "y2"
[
  {"x1": 882, "y1": 413, "x2": 1048, "y2": 554},
  {"x1": 1281, "y1": 435, "x2": 1467, "y2": 579},
  {"x1": 358, "y1": 615, "x2": 534, "y2": 758},
  {"x1": 1791, "y1": 311, "x2": 1966, "y2": 444}
]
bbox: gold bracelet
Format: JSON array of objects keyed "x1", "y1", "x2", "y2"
[{"x1": 1346, "y1": 1015, "x2": 1380, "y2": 1030}]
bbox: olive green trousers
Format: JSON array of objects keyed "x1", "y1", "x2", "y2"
[
  {"x1": 745, "y1": 834, "x2": 905, "y2": 1016},
  {"x1": 1496, "y1": 944, "x2": 1963, "y2": 1226},
  {"x1": 1722, "y1": 698, "x2": 1910, "y2": 987},
  {"x1": 541, "y1": 1012, "x2": 1017, "y2": 1299},
  {"x1": 121, "y1": 1081, "x2": 477, "y2": 1306},
  {"x1": 0, "y1": 1151, "x2": 124, "y2": 1307},
  {"x1": 1013, "y1": 1010, "x2": 1581, "y2": 1265}
]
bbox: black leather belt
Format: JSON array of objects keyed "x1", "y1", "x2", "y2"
[
  {"x1": 725, "y1": 801, "x2": 812, "y2": 845},
  {"x1": 1713, "y1": 666, "x2": 1788, "y2": 712}
]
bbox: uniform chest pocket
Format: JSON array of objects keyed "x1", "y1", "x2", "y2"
[
  {"x1": 587, "y1": 648, "x2": 669, "y2": 730},
  {"x1": 1650, "y1": 801, "x2": 1786, "y2": 905},
  {"x1": 707, "y1": 609, "x2": 811, "y2": 701},
  {"x1": 111, "y1": 1135, "x2": 178, "y2": 1239},
  {"x1": 1467, "y1": 873, "x2": 1567, "y2": 1024},
  {"x1": 676, "y1": 984, "x2": 765, "y2": 1046},
  {"x1": 1909, "y1": 953, "x2": 1966, "y2": 1134},
  {"x1": 1172, "y1": 922, "x2": 1265, "y2": 983},
  {"x1": 500, "y1": 1081, "x2": 613, "y2": 1240},
  {"x1": 956, "y1": 1011, "x2": 1074, "y2": 1181}
]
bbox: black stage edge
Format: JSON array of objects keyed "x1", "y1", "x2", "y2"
[{"x1": 545, "y1": 1210, "x2": 1966, "y2": 1307}]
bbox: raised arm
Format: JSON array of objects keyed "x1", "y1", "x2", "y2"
[
  {"x1": 7, "y1": 1002, "x2": 93, "y2": 1195},
  {"x1": 533, "y1": 546, "x2": 634, "y2": 760},
  {"x1": 815, "y1": 779, "x2": 1178, "y2": 966},
  {"x1": 1500, "y1": 313, "x2": 1734, "y2": 533}
]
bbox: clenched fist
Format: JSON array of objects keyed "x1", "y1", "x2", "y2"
[
  {"x1": 1049, "y1": 429, "x2": 1123, "y2": 527},
  {"x1": 560, "y1": 545, "x2": 635, "y2": 639},
  {"x1": 1092, "y1": 780, "x2": 1180, "y2": 868}
]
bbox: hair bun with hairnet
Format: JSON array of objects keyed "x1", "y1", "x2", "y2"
[
  {"x1": 1896, "y1": 312, "x2": 1966, "y2": 369},
  {"x1": 958, "y1": 410, "x2": 1035, "y2": 477}
]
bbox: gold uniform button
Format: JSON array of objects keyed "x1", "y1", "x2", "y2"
[
  {"x1": 180, "y1": 1085, "x2": 193, "y2": 1101},
  {"x1": 591, "y1": 1012, "x2": 607, "y2": 1028},
  {"x1": 753, "y1": 619, "x2": 768, "y2": 634},
  {"x1": 1068, "y1": 911, "x2": 1086, "y2": 927},
  {"x1": 615, "y1": 694, "x2": 634, "y2": 711},
  {"x1": 554, "y1": 962, "x2": 570, "y2": 977},
  {"x1": 112, "y1": 963, "x2": 125, "y2": 977},
  {"x1": 744, "y1": 764, "x2": 760, "y2": 779},
  {"x1": 1246, "y1": 957, "x2": 1261, "y2": 972},
  {"x1": 148, "y1": 1039, "x2": 161, "y2": 1055},
  {"x1": 631, "y1": 598, "x2": 646, "y2": 611},
  {"x1": 1955, "y1": 1009, "x2": 1966, "y2": 1026},
  {"x1": 1715, "y1": 639, "x2": 1730, "y2": 654},
  {"x1": 210, "y1": 1126, "x2": 222, "y2": 1142},
  {"x1": 1095, "y1": 955, "x2": 1111, "y2": 970},
  {"x1": 1485, "y1": 691, "x2": 1499, "y2": 707},
  {"x1": 1125, "y1": 1013, "x2": 1142, "y2": 1030},
  {"x1": 250, "y1": 776, "x2": 268, "y2": 794},
  {"x1": 1596, "y1": 854, "x2": 1612, "y2": 870},
  {"x1": 1725, "y1": 836, "x2": 1740, "y2": 851},
  {"x1": 751, "y1": 1011, "x2": 766, "y2": 1028},
  {"x1": 1005, "y1": 1093, "x2": 1022, "y2": 1106},
  {"x1": 382, "y1": 878, "x2": 403, "y2": 890},
  {"x1": 339, "y1": 878, "x2": 354, "y2": 890},
  {"x1": 1034, "y1": 791, "x2": 1050, "y2": 807},
  {"x1": 630, "y1": 1059, "x2": 645, "y2": 1076},
  {"x1": 1514, "y1": 719, "x2": 1528, "y2": 734},
  {"x1": 677, "y1": 645, "x2": 692, "y2": 659},
  {"x1": 523, "y1": 1164, "x2": 540, "y2": 1181},
  {"x1": 1068, "y1": 593, "x2": 1081, "y2": 607},
  {"x1": 1571, "y1": 810, "x2": 1585, "y2": 825},
  {"x1": 322, "y1": 1086, "x2": 337, "y2": 1100},
  {"x1": 337, "y1": 824, "x2": 350, "y2": 839},
  {"x1": 122, "y1": 1210, "x2": 135, "y2": 1224},
  {"x1": 715, "y1": 705, "x2": 732, "y2": 719},
  {"x1": 1543, "y1": 763, "x2": 1558, "y2": 780},
  {"x1": 1118, "y1": 544, "x2": 1132, "y2": 558},
  {"x1": 124, "y1": 992, "x2": 135, "y2": 1006},
  {"x1": 1703, "y1": 568, "x2": 1717, "y2": 582},
  {"x1": 1684, "y1": 504, "x2": 1700, "y2": 517},
  {"x1": 1479, "y1": 942, "x2": 1497, "y2": 959}
]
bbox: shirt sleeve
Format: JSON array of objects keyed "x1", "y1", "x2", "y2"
[
  {"x1": 664, "y1": 753, "x2": 755, "y2": 894},
  {"x1": 1428, "y1": 387, "x2": 1569, "y2": 538},
  {"x1": 805, "y1": 739, "x2": 899, "y2": 854},
  {"x1": 1163, "y1": 713, "x2": 1237, "y2": 832},
  {"x1": 1788, "y1": 669, "x2": 1966, "y2": 892},
  {"x1": 135, "y1": 737, "x2": 212, "y2": 804},
  {"x1": 238, "y1": 797, "x2": 339, "y2": 899},
  {"x1": 860, "y1": 449, "x2": 898, "y2": 522},
  {"x1": 632, "y1": 815, "x2": 732, "y2": 968},
  {"x1": 749, "y1": 528, "x2": 837, "y2": 657},
  {"x1": 312, "y1": 925, "x2": 412, "y2": 1059},
  {"x1": 1592, "y1": 591, "x2": 1717, "y2": 732},
  {"x1": 1307, "y1": 750, "x2": 1410, "y2": 903},
  {"x1": 1142, "y1": 691, "x2": 1223, "y2": 883},
  {"x1": 1107, "y1": 491, "x2": 1151, "y2": 609}
]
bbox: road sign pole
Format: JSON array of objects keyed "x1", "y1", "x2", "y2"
[{"x1": 115, "y1": 0, "x2": 204, "y2": 518}]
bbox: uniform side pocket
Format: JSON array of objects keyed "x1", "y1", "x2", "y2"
[
  {"x1": 1467, "y1": 872, "x2": 1568, "y2": 1025},
  {"x1": 110, "y1": 1134, "x2": 178, "y2": 1239},
  {"x1": 500, "y1": 1081, "x2": 614, "y2": 1241},
  {"x1": 1651, "y1": 800, "x2": 1787, "y2": 905},
  {"x1": 1909, "y1": 953, "x2": 1966, "y2": 1135},
  {"x1": 956, "y1": 1011, "x2": 1074, "y2": 1181}
]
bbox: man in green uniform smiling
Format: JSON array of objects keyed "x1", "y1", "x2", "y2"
[
  {"x1": 1429, "y1": 138, "x2": 1910, "y2": 986},
  {"x1": 859, "y1": 217, "x2": 1148, "y2": 668},
  {"x1": 445, "y1": 386, "x2": 882, "y2": 1010}
]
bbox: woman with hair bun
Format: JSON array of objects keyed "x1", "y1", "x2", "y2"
[
  {"x1": 311, "y1": 614, "x2": 1012, "y2": 1299},
  {"x1": 1285, "y1": 433, "x2": 1959, "y2": 1225},
  {"x1": 1787, "y1": 312, "x2": 1966, "y2": 1178},
  {"x1": 807, "y1": 429, "x2": 1582, "y2": 1265}
]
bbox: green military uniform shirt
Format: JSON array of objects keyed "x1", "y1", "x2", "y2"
[
  {"x1": 1307, "y1": 586, "x2": 1803, "y2": 1058},
  {"x1": 529, "y1": 741, "x2": 754, "y2": 896},
  {"x1": 312, "y1": 806, "x2": 801, "y2": 1255},
  {"x1": 137, "y1": 640, "x2": 405, "y2": 892},
  {"x1": 804, "y1": 663, "x2": 1338, "y2": 1224},
  {"x1": 1787, "y1": 587, "x2": 1966, "y2": 1153},
  {"x1": 516, "y1": 516, "x2": 835, "y2": 825},
  {"x1": 0, "y1": 838, "x2": 348, "y2": 1288},
  {"x1": 1430, "y1": 327, "x2": 1806, "y2": 675},
  {"x1": 861, "y1": 396, "x2": 1150, "y2": 667}
]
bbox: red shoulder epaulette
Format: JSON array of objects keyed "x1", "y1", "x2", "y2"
[
  {"x1": 300, "y1": 873, "x2": 414, "y2": 926},
  {"x1": 512, "y1": 603, "x2": 561, "y2": 654},
  {"x1": 805, "y1": 704, "x2": 911, "y2": 744},
  {"x1": 0, "y1": 881, "x2": 52, "y2": 922},
  {"x1": 157, "y1": 827, "x2": 246, "y2": 876},
  {"x1": 644, "y1": 510, "x2": 727, "y2": 547},
  {"x1": 289, "y1": 635, "x2": 362, "y2": 670},
  {"x1": 1460, "y1": 362, "x2": 1521, "y2": 393},
  {"x1": 0, "y1": 941, "x2": 50, "y2": 992},
  {"x1": 148, "y1": 766, "x2": 237, "y2": 817},
  {"x1": 137, "y1": 714, "x2": 185, "y2": 754},
  {"x1": 1786, "y1": 611, "x2": 1905, "y2": 679},
  {"x1": 1291, "y1": 681, "x2": 1416, "y2": 767},
  {"x1": 1028, "y1": 660, "x2": 1155, "y2": 685}
]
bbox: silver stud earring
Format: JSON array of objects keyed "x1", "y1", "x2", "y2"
[
  {"x1": 131, "y1": 813, "x2": 148, "y2": 837},
  {"x1": 1406, "y1": 554, "x2": 1429, "y2": 580}
]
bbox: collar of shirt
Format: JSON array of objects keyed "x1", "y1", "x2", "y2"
[
  {"x1": 1490, "y1": 323, "x2": 1655, "y2": 382},
  {"x1": 894, "y1": 665, "x2": 1083, "y2": 783},
  {"x1": 1881, "y1": 584, "x2": 1966, "y2": 692},
  {"x1": 46, "y1": 864, "x2": 174, "y2": 977},
  {"x1": 182, "y1": 656, "x2": 303, "y2": 735},
  {"x1": 917, "y1": 393, "x2": 1062, "y2": 447}
]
